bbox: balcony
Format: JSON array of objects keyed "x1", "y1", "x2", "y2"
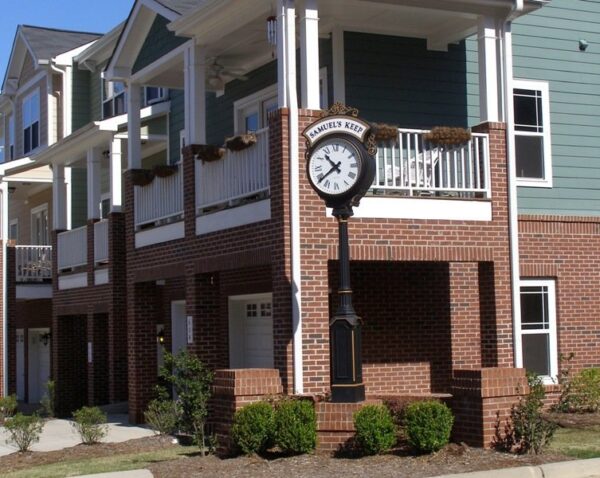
[
  {"x1": 371, "y1": 129, "x2": 490, "y2": 199},
  {"x1": 15, "y1": 246, "x2": 52, "y2": 283},
  {"x1": 94, "y1": 219, "x2": 109, "y2": 264},
  {"x1": 57, "y1": 226, "x2": 87, "y2": 271},
  {"x1": 134, "y1": 166, "x2": 183, "y2": 229}
]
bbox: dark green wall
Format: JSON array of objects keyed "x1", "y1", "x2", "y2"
[
  {"x1": 344, "y1": 32, "x2": 473, "y2": 129},
  {"x1": 71, "y1": 167, "x2": 87, "y2": 229},
  {"x1": 512, "y1": 0, "x2": 600, "y2": 215},
  {"x1": 169, "y1": 89, "x2": 184, "y2": 163},
  {"x1": 71, "y1": 65, "x2": 91, "y2": 131},
  {"x1": 90, "y1": 68, "x2": 102, "y2": 122},
  {"x1": 133, "y1": 15, "x2": 188, "y2": 73}
]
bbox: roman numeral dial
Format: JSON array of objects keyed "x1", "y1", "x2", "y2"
[{"x1": 308, "y1": 137, "x2": 362, "y2": 196}]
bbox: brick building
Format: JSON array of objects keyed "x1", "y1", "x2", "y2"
[{"x1": 2, "y1": 0, "x2": 600, "y2": 451}]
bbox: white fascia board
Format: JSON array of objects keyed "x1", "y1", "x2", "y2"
[
  {"x1": 168, "y1": 0, "x2": 222, "y2": 34},
  {"x1": 130, "y1": 40, "x2": 191, "y2": 85},
  {"x1": 96, "y1": 100, "x2": 170, "y2": 131},
  {"x1": 140, "y1": 0, "x2": 181, "y2": 21},
  {"x1": 0, "y1": 157, "x2": 34, "y2": 176},
  {"x1": 54, "y1": 41, "x2": 98, "y2": 67},
  {"x1": 75, "y1": 23, "x2": 125, "y2": 68}
]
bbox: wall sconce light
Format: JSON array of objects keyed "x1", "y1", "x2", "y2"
[
  {"x1": 41, "y1": 332, "x2": 52, "y2": 347},
  {"x1": 157, "y1": 328, "x2": 165, "y2": 345},
  {"x1": 579, "y1": 39, "x2": 589, "y2": 51}
]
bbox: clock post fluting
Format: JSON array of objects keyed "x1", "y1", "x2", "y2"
[{"x1": 302, "y1": 105, "x2": 376, "y2": 403}]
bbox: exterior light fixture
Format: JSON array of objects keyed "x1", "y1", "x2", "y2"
[
  {"x1": 41, "y1": 332, "x2": 52, "y2": 346},
  {"x1": 157, "y1": 328, "x2": 165, "y2": 345},
  {"x1": 267, "y1": 16, "x2": 277, "y2": 46},
  {"x1": 579, "y1": 39, "x2": 589, "y2": 51}
]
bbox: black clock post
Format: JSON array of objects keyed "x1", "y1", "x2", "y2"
[
  {"x1": 330, "y1": 205, "x2": 365, "y2": 402},
  {"x1": 302, "y1": 106, "x2": 376, "y2": 403}
]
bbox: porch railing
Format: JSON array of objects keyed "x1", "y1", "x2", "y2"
[
  {"x1": 57, "y1": 226, "x2": 87, "y2": 270},
  {"x1": 94, "y1": 219, "x2": 109, "y2": 264},
  {"x1": 372, "y1": 129, "x2": 491, "y2": 198},
  {"x1": 196, "y1": 128, "x2": 270, "y2": 214},
  {"x1": 134, "y1": 165, "x2": 183, "y2": 228},
  {"x1": 15, "y1": 245, "x2": 52, "y2": 282}
]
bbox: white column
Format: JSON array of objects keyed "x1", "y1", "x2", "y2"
[
  {"x1": 300, "y1": 0, "x2": 320, "y2": 109},
  {"x1": 0, "y1": 182, "x2": 8, "y2": 241},
  {"x1": 332, "y1": 27, "x2": 345, "y2": 104},
  {"x1": 277, "y1": 0, "x2": 288, "y2": 108},
  {"x1": 110, "y1": 137, "x2": 123, "y2": 213},
  {"x1": 184, "y1": 43, "x2": 207, "y2": 145},
  {"x1": 478, "y1": 16, "x2": 501, "y2": 123},
  {"x1": 86, "y1": 147, "x2": 102, "y2": 220},
  {"x1": 127, "y1": 82, "x2": 141, "y2": 169},
  {"x1": 52, "y1": 164, "x2": 67, "y2": 231}
]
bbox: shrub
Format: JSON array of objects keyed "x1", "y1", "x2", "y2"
[
  {"x1": 505, "y1": 374, "x2": 557, "y2": 454},
  {"x1": 144, "y1": 397, "x2": 179, "y2": 436},
  {"x1": 404, "y1": 400, "x2": 454, "y2": 453},
  {"x1": 159, "y1": 350, "x2": 213, "y2": 454},
  {"x1": 40, "y1": 380, "x2": 55, "y2": 418},
  {"x1": 562, "y1": 368, "x2": 600, "y2": 413},
  {"x1": 4, "y1": 413, "x2": 44, "y2": 452},
  {"x1": 0, "y1": 394, "x2": 18, "y2": 423},
  {"x1": 274, "y1": 399, "x2": 317, "y2": 454},
  {"x1": 231, "y1": 401, "x2": 275, "y2": 455},
  {"x1": 72, "y1": 406, "x2": 108, "y2": 445},
  {"x1": 354, "y1": 405, "x2": 397, "y2": 455}
]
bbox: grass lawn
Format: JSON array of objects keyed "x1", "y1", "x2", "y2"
[
  {"x1": 4, "y1": 446, "x2": 189, "y2": 478},
  {"x1": 549, "y1": 425, "x2": 600, "y2": 459}
]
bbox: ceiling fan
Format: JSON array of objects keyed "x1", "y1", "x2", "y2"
[{"x1": 206, "y1": 58, "x2": 248, "y2": 91}]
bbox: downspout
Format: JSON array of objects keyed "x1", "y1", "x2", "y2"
[
  {"x1": 502, "y1": 0, "x2": 524, "y2": 369},
  {"x1": 284, "y1": 0, "x2": 304, "y2": 394}
]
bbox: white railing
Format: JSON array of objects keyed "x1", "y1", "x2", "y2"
[
  {"x1": 135, "y1": 166, "x2": 183, "y2": 228},
  {"x1": 15, "y1": 246, "x2": 52, "y2": 282},
  {"x1": 57, "y1": 226, "x2": 87, "y2": 270},
  {"x1": 196, "y1": 128, "x2": 270, "y2": 213},
  {"x1": 94, "y1": 219, "x2": 109, "y2": 264},
  {"x1": 372, "y1": 129, "x2": 491, "y2": 199}
]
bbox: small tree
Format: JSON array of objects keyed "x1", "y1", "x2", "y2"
[
  {"x1": 159, "y1": 350, "x2": 213, "y2": 454},
  {"x1": 72, "y1": 406, "x2": 108, "y2": 445},
  {"x1": 4, "y1": 413, "x2": 44, "y2": 452},
  {"x1": 0, "y1": 394, "x2": 18, "y2": 423}
]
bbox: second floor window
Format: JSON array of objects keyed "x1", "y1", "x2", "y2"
[
  {"x1": 144, "y1": 87, "x2": 167, "y2": 106},
  {"x1": 23, "y1": 90, "x2": 40, "y2": 154},
  {"x1": 103, "y1": 80, "x2": 126, "y2": 119}
]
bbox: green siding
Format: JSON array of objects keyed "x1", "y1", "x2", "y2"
[
  {"x1": 513, "y1": 0, "x2": 600, "y2": 215},
  {"x1": 169, "y1": 89, "x2": 184, "y2": 163},
  {"x1": 90, "y1": 68, "x2": 102, "y2": 122},
  {"x1": 71, "y1": 64, "x2": 91, "y2": 130},
  {"x1": 133, "y1": 15, "x2": 187, "y2": 73},
  {"x1": 345, "y1": 32, "x2": 476, "y2": 129},
  {"x1": 71, "y1": 168, "x2": 87, "y2": 229}
]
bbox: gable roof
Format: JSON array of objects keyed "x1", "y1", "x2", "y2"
[
  {"x1": 154, "y1": 0, "x2": 203, "y2": 16},
  {"x1": 19, "y1": 25, "x2": 101, "y2": 63}
]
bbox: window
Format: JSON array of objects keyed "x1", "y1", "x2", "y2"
[
  {"x1": 319, "y1": 67, "x2": 329, "y2": 109},
  {"x1": 30, "y1": 204, "x2": 49, "y2": 245},
  {"x1": 234, "y1": 85, "x2": 277, "y2": 134},
  {"x1": 100, "y1": 193, "x2": 111, "y2": 219},
  {"x1": 22, "y1": 90, "x2": 40, "y2": 154},
  {"x1": 513, "y1": 80, "x2": 552, "y2": 187},
  {"x1": 102, "y1": 80, "x2": 126, "y2": 119},
  {"x1": 8, "y1": 115, "x2": 14, "y2": 160},
  {"x1": 0, "y1": 118, "x2": 4, "y2": 163},
  {"x1": 144, "y1": 87, "x2": 167, "y2": 106},
  {"x1": 9, "y1": 219, "x2": 18, "y2": 243},
  {"x1": 519, "y1": 280, "x2": 557, "y2": 383}
]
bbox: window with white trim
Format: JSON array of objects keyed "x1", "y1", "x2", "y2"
[
  {"x1": 100, "y1": 193, "x2": 111, "y2": 219},
  {"x1": 102, "y1": 80, "x2": 126, "y2": 119},
  {"x1": 22, "y1": 89, "x2": 40, "y2": 154},
  {"x1": 513, "y1": 80, "x2": 552, "y2": 187},
  {"x1": 9, "y1": 219, "x2": 18, "y2": 242},
  {"x1": 234, "y1": 85, "x2": 277, "y2": 134},
  {"x1": 144, "y1": 87, "x2": 167, "y2": 106},
  {"x1": 519, "y1": 279, "x2": 558, "y2": 383},
  {"x1": 319, "y1": 67, "x2": 328, "y2": 109},
  {"x1": 8, "y1": 115, "x2": 15, "y2": 160},
  {"x1": 30, "y1": 203, "x2": 49, "y2": 245}
]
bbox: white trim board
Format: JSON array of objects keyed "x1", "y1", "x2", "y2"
[
  {"x1": 135, "y1": 221, "x2": 185, "y2": 248},
  {"x1": 196, "y1": 200, "x2": 271, "y2": 236},
  {"x1": 58, "y1": 272, "x2": 88, "y2": 290},
  {"x1": 16, "y1": 284, "x2": 52, "y2": 299},
  {"x1": 328, "y1": 197, "x2": 492, "y2": 221}
]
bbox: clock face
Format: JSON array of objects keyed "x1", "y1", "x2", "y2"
[{"x1": 308, "y1": 138, "x2": 362, "y2": 196}]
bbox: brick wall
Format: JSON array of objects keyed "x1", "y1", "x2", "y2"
[{"x1": 519, "y1": 215, "x2": 600, "y2": 372}]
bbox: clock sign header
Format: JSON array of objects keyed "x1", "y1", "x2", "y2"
[{"x1": 302, "y1": 115, "x2": 371, "y2": 147}]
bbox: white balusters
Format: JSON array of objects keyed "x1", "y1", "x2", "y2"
[
  {"x1": 15, "y1": 246, "x2": 52, "y2": 282},
  {"x1": 94, "y1": 219, "x2": 109, "y2": 264},
  {"x1": 57, "y1": 226, "x2": 87, "y2": 270}
]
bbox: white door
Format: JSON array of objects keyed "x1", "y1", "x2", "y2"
[
  {"x1": 229, "y1": 294, "x2": 273, "y2": 368},
  {"x1": 28, "y1": 328, "x2": 51, "y2": 403},
  {"x1": 171, "y1": 301, "x2": 187, "y2": 356},
  {"x1": 16, "y1": 329, "x2": 25, "y2": 401}
]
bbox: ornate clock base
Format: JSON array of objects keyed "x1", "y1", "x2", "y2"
[{"x1": 331, "y1": 383, "x2": 366, "y2": 403}]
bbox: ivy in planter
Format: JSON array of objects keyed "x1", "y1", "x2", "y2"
[
  {"x1": 130, "y1": 169, "x2": 155, "y2": 187},
  {"x1": 194, "y1": 144, "x2": 226, "y2": 162},
  {"x1": 423, "y1": 127, "x2": 471, "y2": 146},
  {"x1": 154, "y1": 164, "x2": 179, "y2": 178},
  {"x1": 372, "y1": 123, "x2": 400, "y2": 144},
  {"x1": 225, "y1": 133, "x2": 257, "y2": 152}
]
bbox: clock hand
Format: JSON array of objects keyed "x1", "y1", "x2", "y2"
[
  {"x1": 324, "y1": 154, "x2": 341, "y2": 172},
  {"x1": 318, "y1": 161, "x2": 342, "y2": 183}
]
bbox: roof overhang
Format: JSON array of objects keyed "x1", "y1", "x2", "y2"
[
  {"x1": 2, "y1": 27, "x2": 39, "y2": 94},
  {"x1": 75, "y1": 22, "x2": 125, "y2": 71}
]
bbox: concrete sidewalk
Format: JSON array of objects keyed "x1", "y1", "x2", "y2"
[
  {"x1": 432, "y1": 457, "x2": 600, "y2": 478},
  {"x1": 0, "y1": 413, "x2": 154, "y2": 456}
]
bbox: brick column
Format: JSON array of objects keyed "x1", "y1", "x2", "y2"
[
  {"x1": 451, "y1": 367, "x2": 527, "y2": 447},
  {"x1": 450, "y1": 262, "x2": 481, "y2": 370},
  {"x1": 108, "y1": 212, "x2": 127, "y2": 402},
  {"x1": 87, "y1": 219, "x2": 96, "y2": 285},
  {"x1": 182, "y1": 146, "x2": 196, "y2": 239},
  {"x1": 127, "y1": 281, "x2": 160, "y2": 423},
  {"x1": 5, "y1": 246, "x2": 16, "y2": 396}
]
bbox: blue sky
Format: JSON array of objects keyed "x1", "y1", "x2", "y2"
[{"x1": 1, "y1": 0, "x2": 134, "y2": 80}]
